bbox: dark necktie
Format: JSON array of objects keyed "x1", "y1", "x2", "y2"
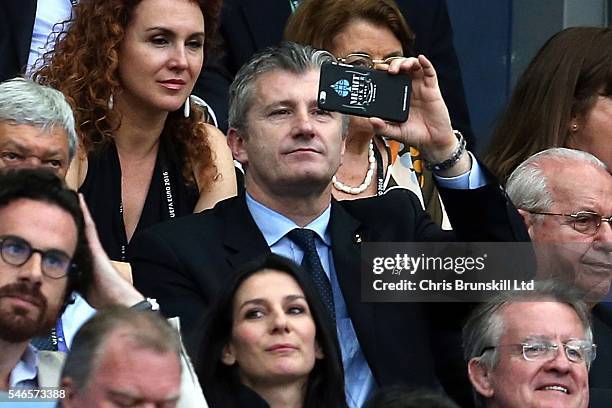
[{"x1": 287, "y1": 228, "x2": 336, "y2": 320}]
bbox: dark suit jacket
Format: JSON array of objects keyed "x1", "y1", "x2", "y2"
[
  {"x1": 590, "y1": 303, "x2": 612, "y2": 407},
  {"x1": 130, "y1": 182, "x2": 528, "y2": 396},
  {"x1": 195, "y1": 0, "x2": 474, "y2": 148},
  {"x1": 0, "y1": 0, "x2": 37, "y2": 81}
]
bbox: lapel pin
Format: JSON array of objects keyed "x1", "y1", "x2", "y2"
[{"x1": 354, "y1": 233, "x2": 362, "y2": 243}]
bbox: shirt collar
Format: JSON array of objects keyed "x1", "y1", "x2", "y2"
[
  {"x1": 10, "y1": 344, "x2": 39, "y2": 387},
  {"x1": 245, "y1": 193, "x2": 331, "y2": 246}
]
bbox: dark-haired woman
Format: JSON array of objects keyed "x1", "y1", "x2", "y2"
[{"x1": 196, "y1": 254, "x2": 347, "y2": 408}]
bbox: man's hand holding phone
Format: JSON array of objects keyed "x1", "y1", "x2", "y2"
[{"x1": 319, "y1": 55, "x2": 470, "y2": 177}]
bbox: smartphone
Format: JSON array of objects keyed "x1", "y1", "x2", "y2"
[{"x1": 318, "y1": 62, "x2": 411, "y2": 122}]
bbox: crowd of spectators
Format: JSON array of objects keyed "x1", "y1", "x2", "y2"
[{"x1": 0, "y1": 0, "x2": 610, "y2": 407}]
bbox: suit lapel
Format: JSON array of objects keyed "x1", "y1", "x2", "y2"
[
  {"x1": 222, "y1": 196, "x2": 270, "y2": 270},
  {"x1": 329, "y1": 200, "x2": 378, "y2": 370},
  {"x1": 5, "y1": 0, "x2": 37, "y2": 69},
  {"x1": 240, "y1": 0, "x2": 291, "y2": 49}
]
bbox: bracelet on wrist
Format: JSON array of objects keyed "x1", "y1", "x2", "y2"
[
  {"x1": 424, "y1": 130, "x2": 466, "y2": 172},
  {"x1": 130, "y1": 297, "x2": 160, "y2": 312}
]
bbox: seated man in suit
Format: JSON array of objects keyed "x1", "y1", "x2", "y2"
[
  {"x1": 506, "y1": 148, "x2": 612, "y2": 405},
  {"x1": 130, "y1": 42, "x2": 527, "y2": 406},
  {"x1": 464, "y1": 282, "x2": 594, "y2": 408}
]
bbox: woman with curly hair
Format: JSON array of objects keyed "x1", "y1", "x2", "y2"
[{"x1": 35, "y1": 0, "x2": 237, "y2": 261}]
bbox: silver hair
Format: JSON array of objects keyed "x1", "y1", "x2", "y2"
[
  {"x1": 228, "y1": 41, "x2": 349, "y2": 135},
  {"x1": 61, "y1": 307, "x2": 181, "y2": 393},
  {"x1": 506, "y1": 147, "x2": 608, "y2": 217},
  {"x1": 463, "y1": 281, "x2": 593, "y2": 407},
  {"x1": 0, "y1": 77, "x2": 77, "y2": 161}
]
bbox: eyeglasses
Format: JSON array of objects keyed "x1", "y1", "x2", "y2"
[
  {"x1": 0, "y1": 235, "x2": 73, "y2": 279},
  {"x1": 337, "y1": 53, "x2": 404, "y2": 69},
  {"x1": 528, "y1": 211, "x2": 612, "y2": 235},
  {"x1": 481, "y1": 339, "x2": 597, "y2": 365}
]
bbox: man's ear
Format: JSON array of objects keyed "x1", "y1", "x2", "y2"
[
  {"x1": 467, "y1": 358, "x2": 495, "y2": 399},
  {"x1": 221, "y1": 343, "x2": 237, "y2": 366},
  {"x1": 517, "y1": 209, "x2": 536, "y2": 237},
  {"x1": 227, "y1": 127, "x2": 248, "y2": 166},
  {"x1": 60, "y1": 377, "x2": 78, "y2": 407}
]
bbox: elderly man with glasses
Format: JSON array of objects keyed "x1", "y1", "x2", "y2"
[
  {"x1": 463, "y1": 281, "x2": 595, "y2": 408},
  {"x1": 505, "y1": 147, "x2": 612, "y2": 405}
]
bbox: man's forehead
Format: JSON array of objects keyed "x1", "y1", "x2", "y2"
[
  {"x1": 543, "y1": 160, "x2": 612, "y2": 205},
  {"x1": 500, "y1": 301, "x2": 585, "y2": 339},
  {"x1": 252, "y1": 68, "x2": 320, "y2": 105},
  {"x1": 0, "y1": 198, "x2": 78, "y2": 247},
  {"x1": 0, "y1": 122, "x2": 69, "y2": 151}
]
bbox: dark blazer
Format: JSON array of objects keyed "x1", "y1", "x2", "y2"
[
  {"x1": 0, "y1": 0, "x2": 37, "y2": 81},
  {"x1": 130, "y1": 181, "x2": 528, "y2": 396},
  {"x1": 195, "y1": 0, "x2": 474, "y2": 147},
  {"x1": 590, "y1": 303, "x2": 612, "y2": 407}
]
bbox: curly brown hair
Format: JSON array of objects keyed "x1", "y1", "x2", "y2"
[{"x1": 34, "y1": 0, "x2": 223, "y2": 186}]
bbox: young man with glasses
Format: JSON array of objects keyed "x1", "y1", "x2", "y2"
[
  {"x1": 0, "y1": 170, "x2": 148, "y2": 392},
  {"x1": 0, "y1": 169, "x2": 89, "y2": 391},
  {"x1": 463, "y1": 281, "x2": 594, "y2": 408}
]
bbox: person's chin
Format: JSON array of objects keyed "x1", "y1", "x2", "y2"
[
  {"x1": 577, "y1": 265, "x2": 612, "y2": 299},
  {"x1": 153, "y1": 96, "x2": 188, "y2": 113},
  {"x1": 0, "y1": 314, "x2": 46, "y2": 343},
  {"x1": 531, "y1": 391, "x2": 583, "y2": 408},
  {"x1": 269, "y1": 361, "x2": 309, "y2": 379}
]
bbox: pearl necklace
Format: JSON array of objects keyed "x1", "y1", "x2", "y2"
[{"x1": 332, "y1": 141, "x2": 376, "y2": 195}]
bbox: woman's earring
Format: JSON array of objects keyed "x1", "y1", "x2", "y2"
[
  {"x1": 108, "y1": 94, "x2": 114, "y2": 110},
  {"x1": 571, "y1": 122, "x2": 578, "y2": 132},
  {"x1": 184, "y1": 96, "x2": 191, "y2": 118}
]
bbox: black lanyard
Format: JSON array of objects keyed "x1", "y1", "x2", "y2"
[
  {"x1": 118, "y1": 163, "x2": 175, "y2": 261},
  {"x1": 373, "y1": 141, "x2": 386, "y2": 196}
]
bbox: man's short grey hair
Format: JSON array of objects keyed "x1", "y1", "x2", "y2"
[
  {"x1": 463, "y1": 281, "x2": 593, "y2": 406},
  {"x1": 0, "y1": 77, "x2": 77, "y2": 161},
  {"x1": 61, "y1": 307, "x2": 181, "y2": 393},
  {"x1": 506, "y1": 147, "x2": 607, "y2": 216},
  {"x1": 228, "y1": 41, "x2": 348, "y2": 134}
]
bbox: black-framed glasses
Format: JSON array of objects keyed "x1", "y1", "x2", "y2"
[
  {"x1": 337, "y1": 53, "x2": 404, "y2": 69},
  {"x1": 528, "y1": 210, "x2": 612, "y2": 235},
  {"x1": 0, "y1": 235, "x2": 73, "y2": 279},
  {"x1": 481, "y1": 339, "x2": 597, "y2": 365}
]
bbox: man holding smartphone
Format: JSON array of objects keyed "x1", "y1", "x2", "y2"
[{"x1": 131, "y1": 42, "x2": 527, "y2": 407}]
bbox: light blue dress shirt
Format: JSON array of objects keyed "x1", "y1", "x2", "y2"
[
  {"x1": 10, "y1": 345, "x2": 38, "y2": 388},
  {"x1": 246, "y1": 194, "x2": 376, "y2": 407},
  {"x1": 245, "y1": 159, "x2": 484, "y2": 407}
]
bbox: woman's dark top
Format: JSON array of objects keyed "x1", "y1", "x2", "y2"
[{"x1": 79, "y1": 136, "x2": 198, "y2": 261}]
